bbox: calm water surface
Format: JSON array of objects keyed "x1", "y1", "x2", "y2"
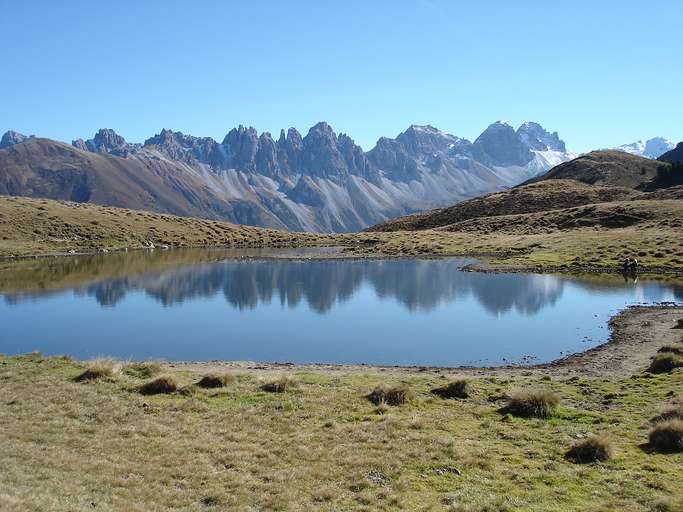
[{"x1": 1, "y1": 249, "x2": 681, "y2": 366}]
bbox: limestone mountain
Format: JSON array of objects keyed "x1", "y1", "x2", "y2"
[{"x1": 0, "y1": 121, "x2": 574, "y2": 232}]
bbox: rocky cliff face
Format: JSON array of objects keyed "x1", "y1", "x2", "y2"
[
  {"x1": 72, "y1": 128, "x2": 140, "y2": 157},
  {"x1": 0, "y1": 130, "x2": 29, "y2": 149},
  {"x1": 0, "y1": 120, "x2": 574, "y2": 232}
]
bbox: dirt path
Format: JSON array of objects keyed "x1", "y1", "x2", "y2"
[{"x1": 173, "y1": 306, "x2": 683, "y2": 380}]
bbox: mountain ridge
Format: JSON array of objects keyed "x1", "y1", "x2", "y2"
[{"x1": 0, "y1": 121, "x2": 574, "y2": 232}]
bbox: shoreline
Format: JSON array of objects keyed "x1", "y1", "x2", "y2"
[
  {"x1": 149, "y1": 305, "x2": 683, "y2": 379},
  {"x1": 4, "y1": 243, "x2": 683, "y2": 275}
]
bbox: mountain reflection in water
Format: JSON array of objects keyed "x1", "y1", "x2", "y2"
[
  {"x1": 1, "y1": 250, "x2": 682, "y2": 365},
  {"x1": 6, "y1": 259, "x2": 570, "y2": 315},
  {"x1": 5, "y1": 257, "x2": 683, "y2": 316}
]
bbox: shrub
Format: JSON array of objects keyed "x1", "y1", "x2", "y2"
[
  {"x1": 503, "y1": 389, "x2": 559, "y2": 418},
  {"x1": 647, "y1": 353, "x2": 683, "y2": 374},
  {"x1": 565, "y1": 435, "x2": 612, "y2": 463},
  {"x1": 261, "y1": 375, "x2": 297, "y2": 393},
  {"x1": 197, "y1": 373, "x2": 234, "y2": 389},
  {"x1": 140, "y1": 375, "x2": 178, "y2": 395},
  {"x1": 651, "y1": 404, "x2": 683, "y2": 423},
  {"x1": 658, "y1": 345, "x2": 683, "y2": 356},
  {"x1": 366, "y1": 385, "x2": 413, "y2": 406},
  {"x1": 432, "y1": 379, "x2": 470, "y2": 399},
  {"x1": 648, "y1": 419, "x2": 683, "y2": 452},
  {"x1": 123, "y1": 362, "x2": 161, "y2": 379},
  {"x1": 75, "y1": 359, "x2": 117, "y2": 382}
]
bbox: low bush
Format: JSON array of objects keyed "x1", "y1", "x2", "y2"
[
  {"x1": 75, "y1": 359, "x2": 117, "y2": 382},
  {"x1": 648, "y1": 419, "x2": 683, "y2": 452},
  {"x1": 432, "y1": 379, "x2": 470, "y2": 399},
  {"x1": 197, "y1": 373, "x2": 235, "y2": 389},
  {"x1": 140, "y1": 375, "x2": 178, "y2": 395},
  {"x1": 647, "y1": 353, "x2": 683, "y2": 374},
  {"x1": 123, "y1": 362, "x2": 161, "y2": 379},
  {"x1": 503, "y1": 389, "x2": 559, "y2": 418},
  {"x1": 564, "y1": 434, "x2": 612, "y2": 463},
  {"x1": 366, "y1": 385, "x2": 413, "y2": 406},
  {"x1": 261, "y1": 375, "x2": 297, "y2": 393}
]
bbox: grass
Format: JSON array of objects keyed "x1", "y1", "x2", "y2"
[
  {"x1": 74, "y1": 358, "x2": 117, "y2": 382},
  {"x1": 648, "y1": 353, "x2": 683, "y2": 373},
  {"x1": 564, "y1": 434, "x2": 613, "y2": 463},
  {"x1": 651, "y1": 404, "x2": 683, "y2": 423},
  {"x1": 431, "y1": 379, "x2": 471, "y2": 399},
  {"x1": 366, "y1": 385, "x2": 413, "y2": 406},
  {"x1": 260, "y1": 375, "x2": 297, "y2": 393},
  {"x1": 0, "y1": 354, "x2": 682, "y2": 511},
  {"x1": 197, "y1": 373, "x2": 235, "y2": 389},
  {"x1": 2, "y1": 194, "x2": 683, "y2": 274},
  {"x1": 502, "y1": 389, "x2": 560, "y2": 418},
  {"x1": 139, "y1": 375, "x2": 178, "y2": 395},
  {"x1": 649, "y1": 420, "x2": 683, "y2": 453},
  {"x1": 0, "y1": 195, "x2": 336, "y2": 259},
  {"x1": 658, "y1": 345, "x2": 683, "y2": 356},
  {"x1": 122, "y1": 362, "x2": 161, "y2": 379}
]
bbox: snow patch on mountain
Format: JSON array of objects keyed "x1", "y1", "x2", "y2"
[{"x1": 614, "y1": 137, "x2": 674, "y2": 159}]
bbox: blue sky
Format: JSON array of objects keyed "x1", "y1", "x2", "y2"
[{"x1": 1, "y1": 0, "x2": 681, "y2": 153}]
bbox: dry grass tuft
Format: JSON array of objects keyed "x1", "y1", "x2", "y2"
[
  {"x1": 123, "y1": 362, "x2": 162, "y2": 379},
  {"x1": 658, "y1": 345, "x2": 683, "y2": 356},
  {"x1": 140, "y1": 375, "x2": 178, "y2": 395},
  {"x1": 197, "y1": 373, "x2": 235, "y2": 389},
  {"x1": 432, "y1": 379, "x2": 471, "y2": 399},
  {"x1": 366, "y1": 385, "x2": 413, "y2": 406},
  {"x1": 648, "y1": 353, "x2": 683, "y2": 374},
  {"x1": 648, "y1": 419, "x2": 683, "y2": 453},
  {"x1": 74, "y1": 359, "x2": 117, "y2": 382},
  {"x1": 260, "y1": 375, "x2": 297, "y2": 393},
  {"x1": 651, "y1": 404, "x2": 683, "y2": 423},
  {"x1": 565, "y1": 434, "x2": 612, "y2": 463},
  {"x1": 503, "y1": 389, "x2": 559, "y2": 418}
]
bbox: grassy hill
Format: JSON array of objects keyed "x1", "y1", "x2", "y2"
[
  {"x1": 523, "y1": 150, "x2": 670, "y2": 189},
  {"x1": 366, "y1": 180, "x2": 640, "y2": 232},
  {"x1": 357, "y1": 151, "x2": 683, "y2": 271},
  {"x1": 0, "y1": 137, "x2": 284, "y2": 228},
  {"x1": 0, "y1": 195, "x2": 333, "y2": 258}
]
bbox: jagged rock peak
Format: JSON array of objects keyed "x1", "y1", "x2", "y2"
[
  {"x1": 144, "y1": 128, "x2": 223, "y2": 166},
  {"x1": 398, "y1": 124, "x2": 466, "y2": 153},
  {"x1": 473, "y1": 121, "x2": 532, "y2": 167},
  {"x1": 0, "y1": 130, "x2": 29, "y2": 149},
  {"x1": 73, "y1": 128, "x2": 139, "y2": 156},
  {"x1": 517, "y1": 121, "x2": 566, "y2": 152}
]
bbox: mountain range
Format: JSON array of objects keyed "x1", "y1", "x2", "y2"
[{"x1": 0, "y1": 121, "x2": 574, "y2": 232}]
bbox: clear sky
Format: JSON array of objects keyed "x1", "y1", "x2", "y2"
[{"x1": 1, "y1": 0, "x2": 681, "y2": 153}]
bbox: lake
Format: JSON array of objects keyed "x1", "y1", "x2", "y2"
[{"x1": 0, "y1": 248, "x2": 681, "y2": 366}]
